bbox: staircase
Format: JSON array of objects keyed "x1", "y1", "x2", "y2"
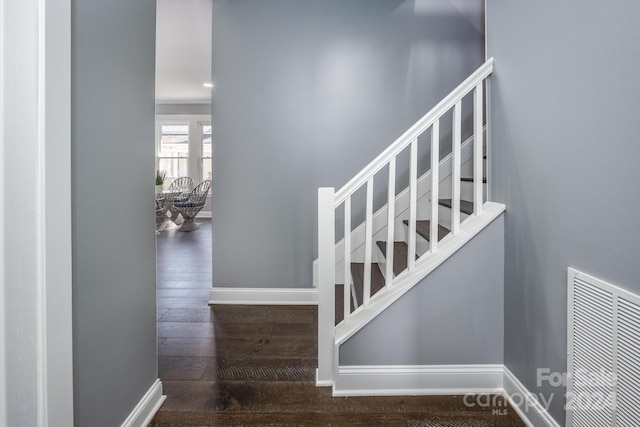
[
  {"x1": 316, "y1": 58, "x2": 505, "y2": 386},
  {"x1": 334, "y1": 187, "x2": 488, "y2": 325}
]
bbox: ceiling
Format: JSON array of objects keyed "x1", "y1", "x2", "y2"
[
  {"x1": 155, "y1": 0, "x2": 212, "y2": 104},
  {"x1": 154, "y1": 0, "x2": 482, "y2": 105}
]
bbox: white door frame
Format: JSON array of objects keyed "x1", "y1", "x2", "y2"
[
  {"x1": 0, "y1": 0, "x2": 74, "y2": 424},
  {"x1": 0, "y1": 1, "x2": 5, "y2": 422}
]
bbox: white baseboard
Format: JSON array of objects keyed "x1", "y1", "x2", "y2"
[
  {"x1": 120, "y1": 379, "x2": 166, "y2": 427},
  {"x1": 333, "y1": 365, "x2": 504, "y2": 397},
  {"x1": 195, "y1": 211, "x2": 211, "y2": 219},
  {"x1": 209, "y1": 287, "x2": 318, "y2": 305},
  {"x1": 316, "y1": 368, "x2": 334, "y2": 387},
  {"x1": 330, "y1": 365, "x2": 560, "y2": 426},
  {"x1": 502, "y1": 368, "x2": 560, "y2": 427}
]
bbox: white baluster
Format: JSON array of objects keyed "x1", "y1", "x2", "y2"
[
  {"x1": 385, "y1": 158, "x2": 396, "y2": 287},
  {"x1": 363, "y1": 178, "x2": 373, "y2": 306},
  {"x1": 473, "y1": 82, "x2": 484, "y2": 215},
  {"x1": 430, "y1": 121, "x2": 440, "y2": 253},
  {"x1": 408, "y1": 140, "x2": 417, "y2": 270},
  {"x1": 451, "y1": 101, "x2": 461, "y2": 234},
  {"x1": 343, "y1": 197, "x2": 351, "y2": 322},
  {"x1": 317, "y1": 188, "x2": 335, "y2": 385}
]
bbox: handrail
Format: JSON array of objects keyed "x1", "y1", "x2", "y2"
[{"x1": 334, "y1": 57, "x2": 494, "y2": 206}]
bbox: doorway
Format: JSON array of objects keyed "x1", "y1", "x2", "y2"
[{"x1": 154, "y1": 0, "x2": 214, "y2": 388}]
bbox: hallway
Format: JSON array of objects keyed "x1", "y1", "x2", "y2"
[{"x1": 151, "y1": 221, "x2": 524, "y2": 426}]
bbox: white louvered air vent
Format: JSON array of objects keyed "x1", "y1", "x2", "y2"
[{"x1": 567, "y1": 268, "x2": 640, "y2": 427}]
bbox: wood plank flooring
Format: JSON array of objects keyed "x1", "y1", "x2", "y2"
[{"x1": 152, "y1": 219, "x2": 525, "y2": 426}]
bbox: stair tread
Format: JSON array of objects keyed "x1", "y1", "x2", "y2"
[
  {"x1": 350, "y1": 263, "x2": 385, "y2": 308},
  {"x1": 375, "y1": 241, "x2": 418, "y2": 276},
  {"x1": 461, "y1": 177, "x2": 487, "y2": 183},
  {"x1": 403, "y1": 220, "x2": 450, "y2": 242},
  {"x1": 439, "y1": 199, "x2": 474, "y2": 215}
]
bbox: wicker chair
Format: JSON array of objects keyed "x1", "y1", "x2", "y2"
[
  {"x1": 165, "y1": 177, "x2": 194, "y2": 224},
  {"x1": 155, "y1": 196, "x2": 167, "y2": 233},
  {"x1": 172, "y1": 179, "x2": 211, "y2": 232}
]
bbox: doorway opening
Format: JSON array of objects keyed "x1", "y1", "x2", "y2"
[{"x1": 154, "y1": 0, "x2": 214, "y2": 386}]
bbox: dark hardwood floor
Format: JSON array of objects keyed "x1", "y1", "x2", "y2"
[{"x1": 152, "y1": 219, "x2": 525, "y2": 426}]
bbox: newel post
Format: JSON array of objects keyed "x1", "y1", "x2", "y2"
[{"x1": 316, "y1": 187, "x2": 335, "y2": 386}]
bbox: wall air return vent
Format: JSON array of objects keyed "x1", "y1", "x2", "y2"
[{"x1": 567, "y1": 268, "x2": 640, "y2": 427}]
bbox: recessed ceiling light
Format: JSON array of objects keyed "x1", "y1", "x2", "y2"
[{"x1": 203, "y1": 83, "x2": 213, "y2": 88}]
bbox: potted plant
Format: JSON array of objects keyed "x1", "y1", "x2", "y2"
[{"x1": 155, "y1": 170, "x2": 166, "y2": 193}]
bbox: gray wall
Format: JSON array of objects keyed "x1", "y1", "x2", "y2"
[
  {"x1": 72, "y1": 0, "x2": 158, "y2": 425},
  {"x1": 487, "y1": 0, "x2": 640, "y2": 423},
  {"x1": 340, "y1": 215, "x2": 504, "y2": 365},
  {"x1": 212, "y1": 0, "x2": 484, "y2": 288}
]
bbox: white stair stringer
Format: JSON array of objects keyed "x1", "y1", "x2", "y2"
[{"x1": 334, "y1": 201, "x2": 505, "y2": 345}]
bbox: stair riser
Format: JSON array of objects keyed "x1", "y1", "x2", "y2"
[
  {"x1": 460, "y1": 158, "x2": 474, "y2": 178},
  {"x1": 376, "y1": 257, "x2": 389, "y2": 281},
  {"x1": 375, "y1": 242, "x2": 421, "y2": 278},
  {"x1": 350, "y1": 285, "x2": 359, "y2": 310},
  {"x1": 460, "y1": 180, "x2": 487, "y2": 202},
  {"x1": 348, "y1": 215, "x2": 411, "y2": 264},
  {"x1": 411, "y1": 231, "x2": 431, "y2": 257},
  {"x1": 399, "y1": 222, "x2": 430, "y2": 257},
  {"x1": 436, "y1": 205, "x2": 470, "y2": 230}
]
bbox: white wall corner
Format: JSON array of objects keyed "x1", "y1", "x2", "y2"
[
  {"x1": 209, "y1": 287, "x2": 318, "y2": 305},
  {"x1": 120, "y1": 379, "x2": 166, "y2": 427},
  {"x1": 502, "y1": 367, "x2": 561, "y2": 427},
  {"x1": 333, "y1": 365, "x2": 504, "y2": 397}
]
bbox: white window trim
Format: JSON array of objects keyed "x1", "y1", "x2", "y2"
[{"x1": 155, "y1": 115, "x2": 212, "y2": 185}]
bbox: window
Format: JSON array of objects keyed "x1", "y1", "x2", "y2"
[
  {"x1": 156, "y1": 118, "x2": 212, "y2": 188},
  {"x1": 158, "y1": 125, "x2": 189, "y2": 183},
  {"x1": 202, "y1": 125, "x2": 212, "y2": 181}
]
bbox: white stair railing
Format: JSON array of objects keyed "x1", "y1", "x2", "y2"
[{"x1": 317, "y1": 58, "x2": 494, "y2": 385}]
